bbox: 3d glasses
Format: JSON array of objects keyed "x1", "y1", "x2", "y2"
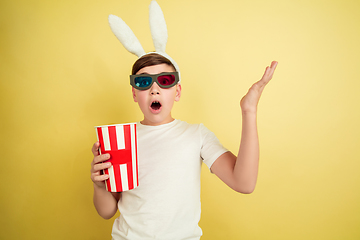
[{"x1": 130, "y1": 72, "x2": 179, "y2": 90}]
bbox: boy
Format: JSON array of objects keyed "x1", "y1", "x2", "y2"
[{"x1": 91, "y1": 53, "x2": 278, "y2": 239}]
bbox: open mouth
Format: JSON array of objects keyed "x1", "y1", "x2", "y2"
[{"x1": 151, "y1": 101, "x2": 162, "y2": 110}]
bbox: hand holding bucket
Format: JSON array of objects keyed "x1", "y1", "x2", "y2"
[{"x1": 95, "y1": 123, "x2": 139, "y2": 192}]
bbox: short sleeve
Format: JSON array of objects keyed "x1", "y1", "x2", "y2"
[{"x1": 199, "y1": 124, "x2": 229, "y2": 170}]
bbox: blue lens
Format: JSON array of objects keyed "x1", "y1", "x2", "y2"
[{"x1": 134, "y1": 76, "x2": 152, "y2": 88}]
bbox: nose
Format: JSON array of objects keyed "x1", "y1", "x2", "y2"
[{"x1": 150, "y1": 82, "x2": 160, "y2": 95}]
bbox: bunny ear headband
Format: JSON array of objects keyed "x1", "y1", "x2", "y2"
[{"x1": 108, "y1": 0, "x2": 181, "y2": 82}]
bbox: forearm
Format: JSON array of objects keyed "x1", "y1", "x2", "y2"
[
  {"x1": 211, "y1": 61, "x2": 277, "y2": 193},
  {"x1": 93, "y1": 183, "x2": 119, "y2": 219},
  {"x1": 233, "y1": 111, "x2": 259, "y2": 193}
]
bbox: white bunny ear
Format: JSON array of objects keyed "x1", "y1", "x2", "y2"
[
  {"x1": 108, "y1": 14, "x2": 146, "y2": 57},
  {"x1": 149, "y1": 0, "x2": 168, "y2": 53}
]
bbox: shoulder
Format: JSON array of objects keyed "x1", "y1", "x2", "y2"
[
  {"x1": 174, "y1": 120, "x2": 218, "y2": 145},
  {"x1": 174, "y1": 119, "x2": 207, "y2": 133},
  {"x1": 174, "y1": 119, "x2": 204, "y2": 128}
]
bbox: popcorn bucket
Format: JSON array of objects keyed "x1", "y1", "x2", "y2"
[{"x1": 95, "y1": 123, "x2": 139, "y2": 192}]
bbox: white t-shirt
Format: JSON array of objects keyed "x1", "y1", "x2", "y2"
[{"x1": 111, "y1": 119, "x2": 228, "y2": 240}]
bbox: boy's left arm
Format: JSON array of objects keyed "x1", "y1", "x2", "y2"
[{"x1": 210, "y1": 61, "x2": 278, "y2": 194}]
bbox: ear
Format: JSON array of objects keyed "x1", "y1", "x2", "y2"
[
  {"x1": 149, "y1": 0, "x2": 168, "y2": 53},
  {"x1": 174, "y1": 84, "x2": 182, "y2": 102},
  {"x1": 108, "y1": 14, "x2": 146, "y2": 57},
  {"x1": 132, "y1": 87, "x2": 138, "y2": 102}
]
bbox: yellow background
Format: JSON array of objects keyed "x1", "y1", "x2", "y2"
[{"x1": 1, "y1": 0, "x2": 359, "y2": 239}]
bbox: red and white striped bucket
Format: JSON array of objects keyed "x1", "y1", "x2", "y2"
[{"x1": 95, "y1": 123, "x2": 139, "y2": 192}]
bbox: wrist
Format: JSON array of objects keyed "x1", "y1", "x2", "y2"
[
  {"x1": 93, "y1": 182, "x2": 107, "y2": 191},
  {"x1": 241, "y1": 107, "x2": 257, "y2": 115}
]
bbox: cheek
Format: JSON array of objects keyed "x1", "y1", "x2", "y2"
[
  {"x1": 163, "y1": 90, "x2": 178, "y2": 104},
  {"x1": 135, "y1": 93, "x2": 148, "y2": 107}
]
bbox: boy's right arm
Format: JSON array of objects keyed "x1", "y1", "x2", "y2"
[{"x1": 91, "y1": 142, "x2": 121, "y2": 219}]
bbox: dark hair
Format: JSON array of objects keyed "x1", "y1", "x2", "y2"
[{"x1": 132, "y1": 53, "x2": 176, "y2": 75}]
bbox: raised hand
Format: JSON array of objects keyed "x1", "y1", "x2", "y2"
[{"x1": 240, "y1": 61, "x2": 278, "y2": 113}]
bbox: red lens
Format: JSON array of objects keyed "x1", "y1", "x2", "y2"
[{"x1": 157, "y1": 74, "x2": 175, "y2": 86}]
